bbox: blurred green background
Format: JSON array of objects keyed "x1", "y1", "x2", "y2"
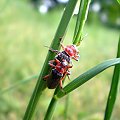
[{"x1": 0, "y1": 0, "x2": 119, "y2": 120}]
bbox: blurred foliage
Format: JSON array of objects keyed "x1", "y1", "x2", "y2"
[
  {"x1": 99, "y1": 0, "x2": 120, "y2": 28},
  {"x1": 86, "y1": 0, "x2": 120, "y2": 28},
  {"x1": 0, "y1": 0, "x2": 119, "y2": 120}
]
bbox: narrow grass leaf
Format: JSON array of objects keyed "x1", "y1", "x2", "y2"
[
  {"x1": 0, "y1": 74, "x2": 38, "y2": 95},
  {"x1": 104, "y1": 39, "x2": 120, "y2": 120},
  {"x1": 44, "y1": 97, "x2": 57, "y2": 120},
  {"x1": 73, "y1": 0, "x2": 91, "y2": 46},
  {"x1": 63, "y1": 94, "x2": 70, "y2": 119},
  {"x1": 56, "y1": 58, "x2": 120, "y2": 98},
  {"x1": 44, "y1": 87, "x2": 59, "y2": 120}
]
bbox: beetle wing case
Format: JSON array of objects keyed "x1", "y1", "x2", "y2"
[{"x1": 46, "y1": 69, "x2": 62, "y2": 89}]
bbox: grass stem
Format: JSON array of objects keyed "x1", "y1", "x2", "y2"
[{"x1": 104, "y1": 38, "x2": 120, "y2": 120}]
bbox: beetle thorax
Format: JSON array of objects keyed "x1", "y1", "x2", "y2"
[
  {"x1": 64, "y1": 45, "x2": 79, "y2": 60},
  {"x1": 56, "y1": 51, "x2": 71, "y2": 63}
]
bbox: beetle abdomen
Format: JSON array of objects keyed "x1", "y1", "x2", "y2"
[{"x1": 47, "y1": 69, "x2": 62, "y2": 89}]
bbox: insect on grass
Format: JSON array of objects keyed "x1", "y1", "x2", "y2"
[{"x1": 43, "y1": 39, "x2": 80, "y2": 89}]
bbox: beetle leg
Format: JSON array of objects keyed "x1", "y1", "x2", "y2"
[
  {"x1": 66, "y1": 70, "x2": 71, "y2": 75},
  {"x1": 72, "y1": 56, "x2": 79, "y2": 61},
  {"x1": 60, "y1": 87, "x2": 66, "y2": 94},
  {"x1": 49, "y1": 63, "x2": 55, "y2": 68},
  {"x1": 68, "y1": 64, "x2": 73, "y2": 68},
  {"x1": 43, "y1": 74, "x2": 50, "y2": 81},
  {"x1": 59, "y1": 71, "x2": 68, "y2": 89},
  {"x1": 59, "y1": 78, "x2": 66, "y2": 94},
  {"x1": 66, "y1": 70, "x2": 71, "y2": 80},
  {"x1": 60, "y1": 42, "x2": 65, "y2": 51},
  {"x1": 44, "y1": 45, "x2": 59, "y2": 54},
  {"x1": 59, "y1": 79, "x2": 63, "y2": 89},
  {"x1": 49, "y1": 60, "x2": 55, "y2": 63},
  {"x1": 55, "y1": 58, "x2": 60, "y2": 63},
  {"x1": 74, "y1": 54, "x2": 80, "y2": 60},
  {"x1": 50, "y1": 49, "x2": 59, "y2": 53},
  {"x1": 49, "y1": 48, "x2": 59, "y2": 54},
  {"x1": 49, "y1": 59, "x2": 60, "y2": 68},
  {"x1": 69, "y1": 61, "x2": 73, "y2": 67},
  {"x1": 67, "y1": 75, "x2": 70, "y2": 81},
  {"x1": 48, "y1": 60, "x2": 56, "y2": 68},
  {"x1": 59, "y1": 37, "x2": 65, "y2": 51},
  {"x1": 59, "y1": 37, "x2": 63, "y2": 41}
]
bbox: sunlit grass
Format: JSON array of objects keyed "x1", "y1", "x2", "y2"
[{"x1": 0, "y1": 0, "x2": 119, "y2": 120}]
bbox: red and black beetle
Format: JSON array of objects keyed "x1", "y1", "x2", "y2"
[{"x1": 43, "y1": 43, "x2": 80, "y2": 89}]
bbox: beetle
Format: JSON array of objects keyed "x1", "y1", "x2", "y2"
[
  {"x1": 44, "y1": 59, "x2": 72, "y2": 89},
  {"x1": 43, "y1": 43, "x2": 80, "y2": 89}
]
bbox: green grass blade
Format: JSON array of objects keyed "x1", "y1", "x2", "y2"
[
  {"x1": 44, "y1": 87, "x2": 59, "y2": 120},
  {"x1": 63, "y1": 94, "x2": 70, "y2": 119},
  {"x1": 73, "y1": 0, "x2": 91, "y2": 46},
  {"x1": 73, "y1": 0, "x2": 82, "y2": 40},
  {"x1": 117, "y1": 0, "x2": 120, "y2": 4},
  {"x1": 44, "y1": 97, "x2": 57, "y2": 120},
  {"x1": 23, "y1": 0, "x2": 78, "y2": 119},
  {"x1": 56, "y1": 58, "x2": 120, "y2": 98},
  {"x1": 0, "y1": 74, "x2": 38, "y2": 95},
  {"x1": 104, "y1": 39, "x2": 120, "y2": 120}
]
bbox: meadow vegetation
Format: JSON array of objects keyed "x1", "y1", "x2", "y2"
[{"x1": 0, "y1": 0, "x2": 119, "y2": 120}]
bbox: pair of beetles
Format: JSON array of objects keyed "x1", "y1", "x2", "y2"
[{"x1": 43, "y1": 43, "x2": 80, "y2": 89}]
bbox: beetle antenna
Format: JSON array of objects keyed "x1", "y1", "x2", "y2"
[
  {"x1": 44, "y1": 45, "x2": 50, "y2": 49},
  {"x1": 67, "y1": 75, "x2": 71, "y2": 81},
  {"x1": 44, "y1": 45, "x2": 59, "y2": 54}
]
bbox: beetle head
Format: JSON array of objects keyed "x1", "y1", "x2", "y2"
[{"x1": 65, "y1": 45, "x2": 80, "y2": 61}]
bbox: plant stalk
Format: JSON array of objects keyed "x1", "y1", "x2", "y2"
[
  {"x1": 44, "y1": 87, "x2": 59, "y2": 120},
  {"x1": 64, "y1": 94, "x2": 70, "y2": 119},
  {"x1": 104, "y1": 38, "x2": 120, "y2": 120}
]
